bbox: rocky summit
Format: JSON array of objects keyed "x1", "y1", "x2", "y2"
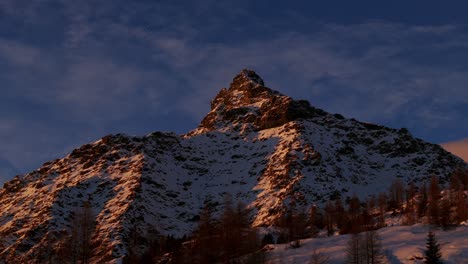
[{"x1": 0, "y1": 70, "x2": 465, "y2": 262}]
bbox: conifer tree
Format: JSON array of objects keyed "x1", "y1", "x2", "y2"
[
  {"x1": 455, "y1": 189, "x2": 467, "y2": 223},
  {"x1": 324, "y1": 201, "x2": 335, "y2": 236},
  {"x1": 424, "y1": 231, "x2": 443, "y2": 264},
  {"x1": 193, "y1": 203, "x2": 218, "y2": 264},
  {"x1": 428, "y1": 176, "x2": 441, "y2": 225}
]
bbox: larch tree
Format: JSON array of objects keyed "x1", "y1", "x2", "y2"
[
  {"x1": 193, "y1": 203, "x2": 218, "y2": 264},
  {"x1": 439, "y1": 198, "x2": 452, "y2": 229},
  {"x1": 63, "y1": 200, "x2": 95, "y2": 264},
  {"x1": 346, "y1": 230, "x2": 384, "y2": 264},
  {"x1": 364, "y1": 230, "x2": 384, "y2": 264},
  {"x1": 388, "y1": 179, "x2": 405, "y2": 210},
  {"x1": 334, "y1": 198, "x2": 346, "y2": 231},
  {"x1": 346, "y1": 233, "x2": 362, "y2": 264},
  {"x1": 324, "y1": 201, "x2": 335, "y2": 236},
  {"x1": 455, "y1": 189, "x2": 467, "y2": 223},
  {"x1": 418, "y1": 183, "x2": 428, "y2": 218},
  {"x1": 428, "y1": 176, "x2": 441, "y2": 226},
  {"x1": 309, "y1": 205, "x2": 321, "y2": 237},
  {"x1": 377, "y1": 192, "x2": 388, "y2": 228}
]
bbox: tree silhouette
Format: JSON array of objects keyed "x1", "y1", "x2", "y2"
[
  {"x1": 62, "y1": 200, "x2": 95, "y2": 264},
  {"x1": 424, "y1": 230, "x2": 443, "y2": 264},
  {"x1": 364, "y1": 230, "x2": 384, "y2": 264},
  {"x1": 428, "y1": 176, "x2": 441, "y2": 225},
  {"x1": 346, "y1": 230, "x2": 384, "y2": 264},
  {"x1": 193, "y1": 204, "x2": 218, "y2": 264},
  {"x1": 346, "y1": 233, "x2": 362, "y2": 264}
]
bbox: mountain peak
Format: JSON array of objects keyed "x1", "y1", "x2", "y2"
[
  {"x1": 231, "y1": 69, "x2": 265, "y2": 87},
  {"x1": 188, "y1": 69, "x2": 326, "y2": 135}
]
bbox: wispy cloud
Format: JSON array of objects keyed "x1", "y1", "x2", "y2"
[
  {"x1": 0, "y1": 39, "x2": 41, "y2": 66},
  {"x1": 136, "y1": 23, "x2": 468, "y2": 131},
  {"x1": 55, "y1": 57, "x2": 165, "y2": 122}
]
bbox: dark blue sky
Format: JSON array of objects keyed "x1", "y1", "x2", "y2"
[{"x1": 1, "y1": 0, "x2": 468, "y2": 183}]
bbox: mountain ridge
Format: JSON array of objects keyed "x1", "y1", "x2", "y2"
[{"x1": 0, "y1": 69, "x2": 465, "y2": 262}]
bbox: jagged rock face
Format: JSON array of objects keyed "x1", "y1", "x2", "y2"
[
  {"x1": 192, "y1": 69, "x2": 326, "y2": 135},
  {"x1": 0, "y1": 70, "x2": 466, "y2": 263}
]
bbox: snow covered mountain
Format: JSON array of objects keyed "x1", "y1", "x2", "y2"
[{"x1": 0, "y1": 70, "x2": 465, "y2": 262}]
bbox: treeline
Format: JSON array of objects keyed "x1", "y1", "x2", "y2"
[
  {"x1": 26, "y1": 168, "x2": 468, "y2": 263},
  {"x1": 295, "y1": 168, "x2": 468, "y2": 238},
  {"x1": 126, "y1": 168, "x2": 468, "y2": 262},
  {"x1": 124, "y1": 195, "x2": 264, "y2": 264},
  {"x1": 32, "y1": 201, "x2": 96, "y2": 263},
  {"x1": 346, "y1": 228, "x2": 446, "y2": 264},
  {"x1": 385, "y1": 168, "x2": 467, "y2": 228}
]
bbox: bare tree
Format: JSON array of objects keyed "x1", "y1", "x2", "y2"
[
  {"x1": 403, "y1": 182, "x2": 417, "y2": 225},
  {"x1": 455, "y1": 189, "x2": 467, "y2": 223},
  {"x1": 220, "y1": 196, "x2": 257, "y2": 260},
  {"x1": 346, "y1": 230, "x2": 384, "y2": 264},
  {"x1": 324, "y1": 201, "x2": 335, "y2": 236},
  {"x1": 346, "y1": 233, "x2": 362, "y2": 264},
  {"x1": 309, "y1": 205, "x2": 320, "y2": 237},
  {"x1": 418, "y1": 183, "x2": 428, "y2": 218},
  {"x1": 193, "y1": 204, "x2": 218, "y2": 264},
  {"x1": 388, "y1": 179, "x2": 405, "y2": 210},
  {"x1": 63, "y1": 201, "x2": 95, "y2": 264},
  {"x1": 364, "y1": 230, "x2": 384, "y2": 264},
  {"x1": 125, "y1": 220, "x2": 142, "y2": 264},
  {"x1": 377, "y1": 193, "x2": 387, "y2": 227},
  {"x1": 428, "y1": 176, "x2": 441, "y2": 225},
  {"x1": 450, "y1": 168, "x2": 468, "y2": 190},
  {"x1": 334, "y1": 198, "x2": 346, "y2": 231},
  {"x1": 439, "y1": 197, "x2": 452, "y2": 229},
  {"x1": 345, "y1": 195, "x2": 363, "y2": 234},
  {"x1": 191, "y1": 196, "x2": 259, "y2": 263}
]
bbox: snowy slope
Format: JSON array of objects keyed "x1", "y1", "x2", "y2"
[
  {"x1": 0, "y1": 70, "x2": 465, "y2": 262},
  {"x1": 266, "y1": 225, "x2": 468, "y2": 264}
]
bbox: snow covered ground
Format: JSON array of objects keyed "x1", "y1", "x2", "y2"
[{"x1": 265, "y1": 225, "x2": 468, "y2": 264}]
